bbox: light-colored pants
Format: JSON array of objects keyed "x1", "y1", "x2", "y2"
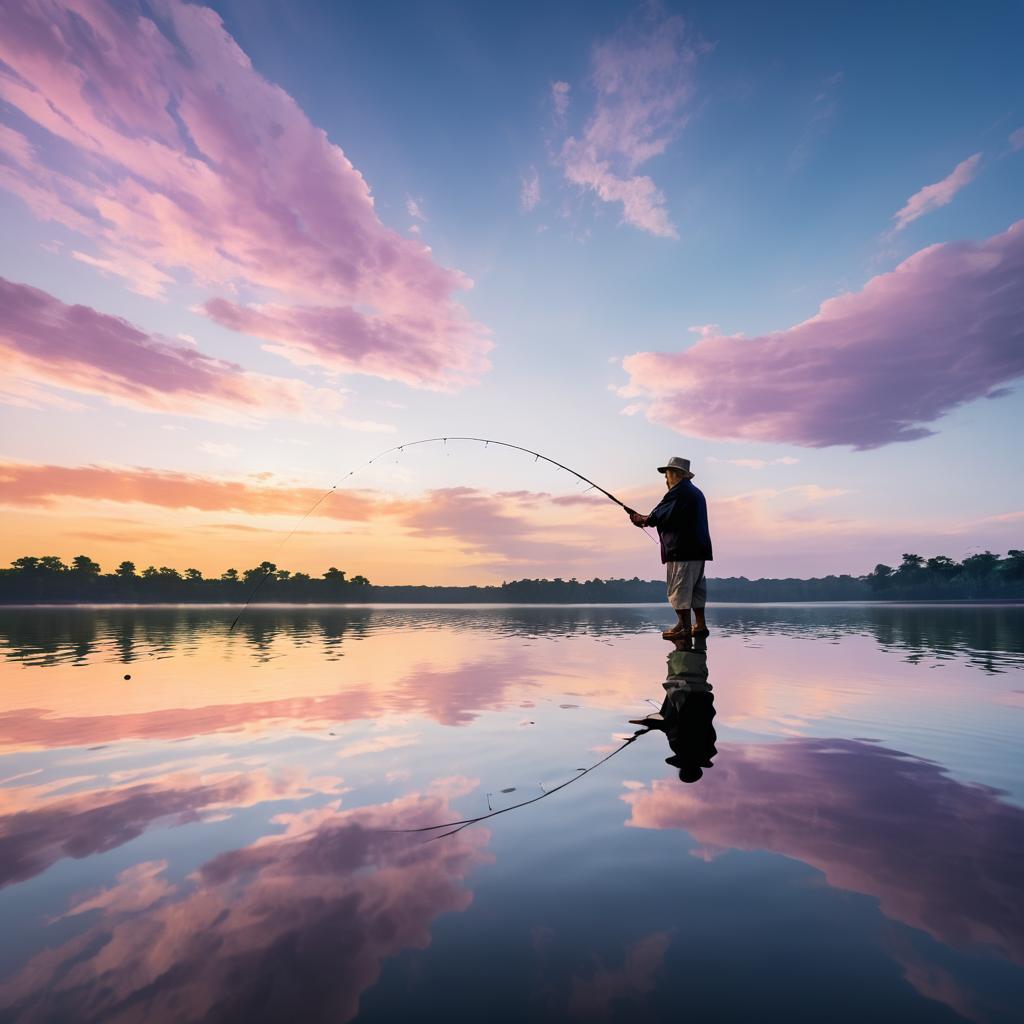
[{"x1": 666, "y1": 560, "x2": 706, "y2": 610}]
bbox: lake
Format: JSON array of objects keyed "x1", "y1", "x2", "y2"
[{"x1": 0, "y1": 604, "x2": 1021, "y2": 1023}]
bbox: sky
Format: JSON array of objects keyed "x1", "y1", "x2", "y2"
[{"x1": 0, "y1": 0, "x2": 1022, "y2": 585}]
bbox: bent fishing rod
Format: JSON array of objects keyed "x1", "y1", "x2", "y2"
[{"x1": 229, "y1": 436, "x2": 656, "y2": 632}]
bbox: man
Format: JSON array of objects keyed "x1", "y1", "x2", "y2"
[{"x1": 629, "y1": 456, "x2": 712, "y2": 649}]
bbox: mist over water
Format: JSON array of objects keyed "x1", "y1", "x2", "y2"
[{"x1": 0, "y1": 604, "x2": 1021, "y2": 1023}]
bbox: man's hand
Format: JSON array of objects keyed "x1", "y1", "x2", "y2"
[{"x1": 629, "y1": 511, "x2": 648, "y2": 528}]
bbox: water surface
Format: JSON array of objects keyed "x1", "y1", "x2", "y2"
[{"x1": 0, "y1": 604, "x2": 1021, "y2": 1023}]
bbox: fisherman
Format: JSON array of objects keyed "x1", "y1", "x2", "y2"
[{"x1": 629, "y1": 457, "x2": 712, "y2": 648}]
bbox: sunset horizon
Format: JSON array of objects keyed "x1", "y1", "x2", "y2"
[{"x1": 2, "y1": 0, "x2": 1021, "y2": 584}]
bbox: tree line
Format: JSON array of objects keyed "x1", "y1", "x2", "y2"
[
  {"x1": 865, "y1": 550, "x2": 1024, "y2": 599},
  {"x1": 0, "y1": 556, "x2": 371, "y2": 604},
  {"x1": 0, "y1": 549, "x2": 1021, "y2": 604}
]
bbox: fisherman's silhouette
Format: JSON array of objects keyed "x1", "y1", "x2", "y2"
[{"x1": 631, "y1": 637, "x2": 717, "y2": 783}]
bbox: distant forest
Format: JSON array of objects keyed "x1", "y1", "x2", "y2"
[{"x1": 1, "y1": 550, "x2": 1022, "y2": 604}]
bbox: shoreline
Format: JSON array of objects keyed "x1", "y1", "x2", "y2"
[{"x1": 3, "y1": 600, "x2": 1023, "y2": 609}]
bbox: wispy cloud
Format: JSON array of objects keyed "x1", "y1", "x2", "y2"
[
  {"x1": 520, "y1": 167, "x2": 541, "y2": 212},
  {"x1": 198, "y1": 443, "x2": 241, "y2": 458},
  {"x1": 555, "y1": 7, "x2": 705, "y2": 238},
  {"x1": 620, "y1": 219, "x2": 1024, "y2": 449},
  {"x1": 707, "y1": 456, "x2": 799, "y2": 470},
  {"x1": 551, "y1": 81, "x2": 571, "y2": 126},
  {"x1": 0, "y1": 0, "x2": 490, "y2": 390},
  {"x1": 203, "y1": 297, "x2": 487, "y2": 391},
  {"x1": 1009, "y1": 126, "x2": 1024, "y2": 151},
  {"x1": 891, "y1": 153, "x2": 982, "y2": 232},
  {"x1": 0, "y1": 462, "x2": 378, "y2": 521},
  {"x1": 788, "y1": 71, "x2": 843, "y2": 173}
]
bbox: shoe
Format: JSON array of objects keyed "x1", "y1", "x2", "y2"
[
  {"x1": 691, "y1": 627, "x2": 710, "y2": 638},
  {"x1": 662, "y1": 626, "x2": 685, "y2": 639}
]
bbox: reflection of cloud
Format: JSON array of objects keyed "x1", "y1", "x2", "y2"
[
  {"x1": 624, "y1": 738, "x2": 1024, "y2": 963},
  {"x1": 0, "y1": 648, "x2": 539, "y2": 750},
  {"x1": 0, "y1": 769, "x2": 345, "y2": 887},
  {"x1": 568, "y1": 931, "x2": 671, "y2": 1019},
  {"x1": 61, "y1": 860, "x2": 173, "y2": 919},
  {"x1": 886, "y1": 930, "x2": 989, "y2": 1023},
  {"x1": 334, "y1": 733, "x2": 419, "y2": 760},
  {"x1": 0, "y1": 793, "x2": 489, "y2": 1023}
]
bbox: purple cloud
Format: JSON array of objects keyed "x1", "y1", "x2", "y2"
[
  {"x1": 203, "y1": 297, "x2": 488, "y2": 390},
  {"x1": 892, "y1": 153, "x2": 982, "y2": 232},
  {"x1": 556, "y1": 7, "x2": 705, "y2": 237},
  {"x1": 620, "y1": 220, "x2": 1024, "y2": 448},
  {"x1": 0, "y1": 0, "x2": 490, "y2": 389},
  {"x1": 0, "y1": 277, "x2": 350, "y2": 423}
]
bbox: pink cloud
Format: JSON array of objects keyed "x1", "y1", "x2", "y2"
[
  {"x1": 1010, "y1": 127, "x2": 1024, "y2": 152},
  {"x1": 892, "y1": 153, "x2": 982, "y2": 232},
  {"x1": 0, "y1": 0, "x2": 490, "y2": 388},
  {"x1": 520, "y1": 167, "x2": 541, "y2": 212},
  {"x1": 0, "y1": 276, "x2": 355, "y2": 423},
  {"x1": 400, "y1": 486, "x2": 594, "y2": 567},
  {"x1": 203, "y1": 297, "x2": 487, "y2": 390},
  {"x1": 551, "y1": 81, "x2": 571, "y2": 125},
  {"x1": 0, "y1": 461, "x2": 378, "y2": 520},
  {"x1": 557, "y1": 8, "x2": 704, "y2": 237},
  {"x1": 620, "y1": 219, "x2": 1024, "y2": 448}
]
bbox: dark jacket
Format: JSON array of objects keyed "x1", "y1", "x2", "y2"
[{"x1": 646, "y1": 479, "x2": 713, "y2": 564}]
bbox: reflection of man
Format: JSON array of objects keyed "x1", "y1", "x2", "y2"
[
  {"x1": 633, "y1": 687, "x2": 717, "y2": 783},
  {"x1": 629, "y1": 456, "x2": 713, "y2": 649}
]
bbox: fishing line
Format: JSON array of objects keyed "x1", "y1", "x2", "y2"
[
  {"x1": 382, "y1": 725, "x2": 648, "y2": 842},
  {"x1": 228, "y1": 436, "x2": 659, "y2": 632}
]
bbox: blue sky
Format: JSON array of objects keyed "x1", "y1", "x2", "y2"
[{"x1": 0, "y1": 0, "x2": 1021, "y2": 581}]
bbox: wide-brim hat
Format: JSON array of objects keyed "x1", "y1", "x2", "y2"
[{"x1": 657, "y1": 456, "x2": 694, "y2": 478}]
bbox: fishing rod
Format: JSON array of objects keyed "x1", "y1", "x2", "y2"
[
  {"x1": 371, "y1": 437, "x2": 640, "y2": 513},
  {"x1": 229, "y1": 436, "x2": 656, "y2": 632}
]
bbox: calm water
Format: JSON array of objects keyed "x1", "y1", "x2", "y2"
[{"x1": 0, "y1": 604, "x2": 1021, "y2": 1023}]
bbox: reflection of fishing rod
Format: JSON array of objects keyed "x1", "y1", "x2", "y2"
[
  {"x1": 229, "y1": 436, "x2": 656, "y2": 632},
  {"x1": 384, "y1": 726, "x2": 648, "y2": 841}
]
